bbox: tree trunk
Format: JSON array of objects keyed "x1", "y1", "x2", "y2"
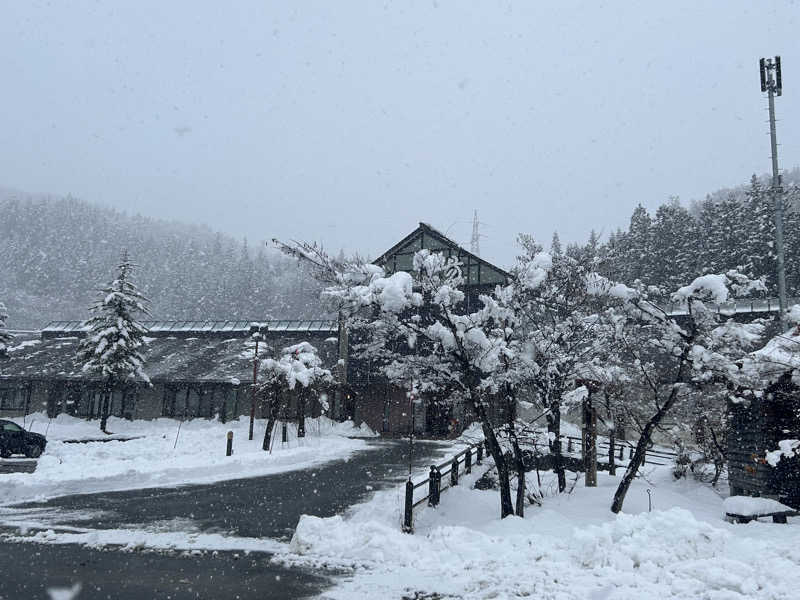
[
  {"x1": 547, "y1": 400, "x2": 566, "y2": 492},
  {"x1": 583, "y1": 396, "x2": 597, "y2": 487},
  {"x1": 297, "y1": 391, "x2": 306, "y2": 438},
  {"x1": 100, "y1": 380, "x2": 113, "y2": 433},
  {"x1": 611, "y1": 386, "x2": 679, "y2": 513},
  {"x1": 608, "y1": 413, "x2": 616, "y2": 476},
  {"x1": 263, "y1": 389, "x2": 280, "y2": 451},
  {"x1": 512, "y1": 439, "x2": 526, "y2": 517},
  {"x1": 470, "y1": 392, "x2": 513, "y2": 518}
]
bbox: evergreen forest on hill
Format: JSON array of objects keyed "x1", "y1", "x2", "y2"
[
  {"x1": 1, "y1": 169, "x2": 799, "y2": 328},
  {"x1": 559, "y1": 169, "x2": 800, "y2": 300},
  {"x1": 0, "y1": 190, "x2": 325, "y2": 329}
]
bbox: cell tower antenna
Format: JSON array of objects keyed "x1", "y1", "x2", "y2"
[
  {"x1": 759, "y1": 55, "x2": 788, "y2": 330},
  {"x1": 471, "y1": 209, "x2": 481, "y2": 256}
]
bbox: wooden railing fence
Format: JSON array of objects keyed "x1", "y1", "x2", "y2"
[{"x1": 402, "y1": 435, "x2": 677, "y2": 532}]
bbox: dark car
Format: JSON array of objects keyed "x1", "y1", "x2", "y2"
[{"x1": 0, "y1": 419, "x2": 47, "y2": 458}]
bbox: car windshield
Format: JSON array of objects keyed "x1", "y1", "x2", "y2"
[{"x1": 2, "y1": 422, "x2": 22, "y2": 432}]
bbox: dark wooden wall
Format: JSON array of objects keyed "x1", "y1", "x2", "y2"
[{"x1": 728, "y1": 376, "x2": 800, "y2": 508}]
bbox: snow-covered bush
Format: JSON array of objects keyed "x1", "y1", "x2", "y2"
[{"x1": 259, "y1": 341, "x2": 333, "y2": 446}]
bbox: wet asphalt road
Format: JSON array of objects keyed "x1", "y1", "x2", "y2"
[
  {"x1": 0, "y1": 543, "x2": 330, "y2": 600},
  {"x1": 0, "y1": 458, "x2": 37, "y2": 474},
  {"x1": 0, "y1": 439, "x2": 450, "y2": 600}
]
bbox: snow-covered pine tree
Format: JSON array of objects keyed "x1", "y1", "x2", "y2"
[
  {"x1": 77, "y1": 250, "x2": 151, "y2": 432},
  {"x1": 745, "y1": 175, "x2": 776, "y2": 291},
  {"x1": 716, "y1": 192, "x2": 750, "y2": 276},
  {"x1": 0, "y1": 300, "x2": 13, "y2": 357},
  {"x1": 784, "y1": 190, "x2": 800, "y2": 295},
  {"x1": 650, "y1": 199, "x2": 699, "y2": 294},
  {"x1": 622, "y1": 204, "x2": 653, "y2": 285},
  {"x1": 697, "y1": 196, "x2": 723, "y2": 274},
  {"x1": 550, "y1": 231, "x2": 562, "y2": 257}
]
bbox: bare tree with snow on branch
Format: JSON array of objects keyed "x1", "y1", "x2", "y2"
[
  {"x1": 603, "y1": 271, "x2": 766, "y2": 513},
  {"x1": 77, "y1": 250, "x2": 151, "y2": 432}
]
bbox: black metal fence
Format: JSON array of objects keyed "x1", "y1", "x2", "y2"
[{"x1": 403, "y1": 439, "x2": 486, "y2": 532}]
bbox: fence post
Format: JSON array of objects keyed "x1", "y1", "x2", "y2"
[
  {"x1": 428, "y1": 466, "x2": 439, "y2": 507},
  {"x1": 434, "y1": 467, "x2": 441, "y2": 505},
  {"x1": 451, "y1": 458, "x2": 459, "y2": 487},
  {"x1": 567, "y1": 438, "x2": 573, "y2": 453},
  {"x1": 628, "y1": 447, "x2": 633, "y2": 459},
  {"x1": 226, "y1": 431, "x2": 233, "y2": 456},
  {"x1": 403, "y1": 479, "x2": 414, "y2": 533},
  {"x1": 618, "y1": 446, "x2": 624, "y2": 460},
  {"x1": 476, "y1": 443, "x2": 483, "y2": 465},
  {"x1": 465, "y1": 448, "x2": 472, "y2": 474},
  {"x1": 282, "y1": 423, "x2": 288, "y2": 443}
]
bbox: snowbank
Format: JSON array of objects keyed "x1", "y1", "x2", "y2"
[
  {"x1": 723, "y1": 495, "x2": 795, "y2": 516},
  {"x1": 7, "y1": 526, "x2": 287, "y2": 555},
  {"x1": 1, "y1": 414, "x2": 372, "y2": 505},
  {"x1": 282, "y1": 464, "x2": 800, "y2": 599}
]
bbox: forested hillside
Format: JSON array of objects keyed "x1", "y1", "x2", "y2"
[
  {"x1": 569, "y1": 169, "x2": 800, "y2": 299},
  {"x1": 0, "y1": 190, "x2": 325, "y2": 328},
  {"x1": 3, "y1": 168, "x2": 799, "y2": 328}
]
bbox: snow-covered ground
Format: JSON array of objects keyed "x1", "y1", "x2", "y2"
[
  {"x1": 282, "y1": 460, "x2": 800, "y2": 599},
  {"x1": 1, "y1": 413, "x2": 376, "y2": 505}
]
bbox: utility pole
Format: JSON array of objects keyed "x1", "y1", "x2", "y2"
[
  {"x1": 249, "y1": 325, "x2": 264, "y2": 440},
  {"x1": 759, "y1": 56, "x2": 788, "y2": 329}
]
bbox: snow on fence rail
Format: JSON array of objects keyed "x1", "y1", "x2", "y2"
[
  {"x1": 403, "y1": 440, "x2": 486, "y2": 533},
  {"x1": 401, "y1": 436, "x2": 677, "y2": 532},
  {"x1": 662, "y1": 297, "x2": 800, "y2": 317},
  {"x1": 559, "y1": 435, "x2": 676, "y2": 467}
]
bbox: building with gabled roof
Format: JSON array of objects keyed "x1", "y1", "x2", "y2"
[{"x1": 373, "y1": 222, "x2": 510, "y2": 311}]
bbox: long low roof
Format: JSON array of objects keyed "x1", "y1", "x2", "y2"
[
  {"x1": 0, "y1": 333, "x2": 339, "y2": 384},
  {"x1": 41, "y1": 319, "x2": 338, "y2": 338}
]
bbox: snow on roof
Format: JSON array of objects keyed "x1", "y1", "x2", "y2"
[
  {"x1": 662, "y1": 297, "x2": 800, "y2": 317},
  {"x1": 1, "y1": 332, "x2": 340, "y2": 384},
  {"x1": 745, "y1": 325, "x2": 800, "y2": 386},
  {"x1": 41, "y1": 319, "x2": 338, "y2": 338},
  {"x1": 373, "y1": 222, "x2": 511, "y2": 281}
]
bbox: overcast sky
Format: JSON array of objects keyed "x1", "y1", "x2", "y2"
[{"x1": 1, "y1": 1, "x2": 798, "y2": 267}]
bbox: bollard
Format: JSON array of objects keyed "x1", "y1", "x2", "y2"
[
  {"x1": 226, "y1": 430, "x2": 233, "y2": 456},
  {"x1": 451, "y1": 458, "x2": 459, "y2": 487},
  {"x1": 428, "y1": 466, "x2": 439, "y2": 507},
  {"x1": 282, "y1": 423, "x2": 288, "y2": 443},
  {"x1": 476, "y1": 443, "x2": 483, "y2": 465},
  {"x1": 403, "y1": 479, "x2": 414, "y2": 533},
  {"x1": 465, "y1": 448, "x2": 472, "y2": 474}
]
